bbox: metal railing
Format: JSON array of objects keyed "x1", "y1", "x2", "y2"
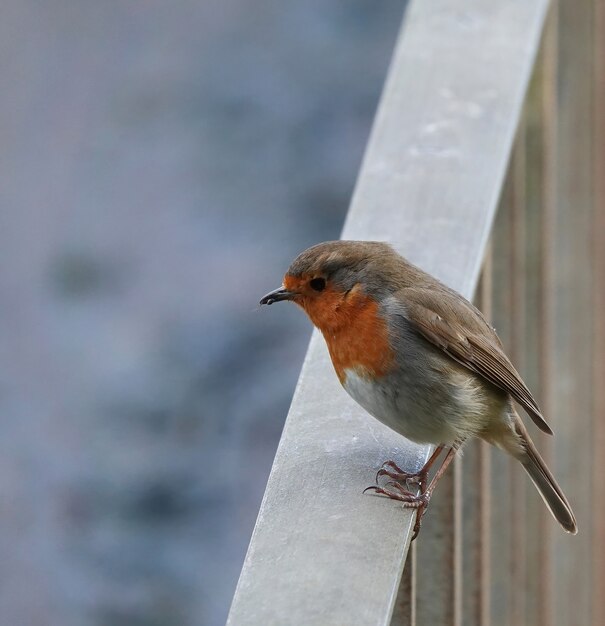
[{"x1": 228, "y1": 0, "x2": 604, "y2": 624}]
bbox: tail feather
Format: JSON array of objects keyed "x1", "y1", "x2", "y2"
[{"x1": 514, "y1": 420, "x2": 577, "y2": 534}]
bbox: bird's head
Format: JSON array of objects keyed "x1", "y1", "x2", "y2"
[{"x1": 260, "y1": 240, "x2": 404, "y2": 332}]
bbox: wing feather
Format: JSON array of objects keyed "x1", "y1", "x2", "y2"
[{"x1": 398, "y1": 287, "x2": 553, "y2": 435}]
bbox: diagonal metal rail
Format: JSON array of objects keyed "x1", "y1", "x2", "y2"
[{"x1": 228, "y1": 1, "x2": 549, "y2": 624}]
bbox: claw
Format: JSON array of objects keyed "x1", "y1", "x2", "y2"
[
  {"x1": 380, "y1": 460, "x2": 405, "y2": 474},
  {"x1": 376, "y1": 468, "x2": 423, "y2": 486},
  {"x1": 363, "y1": 482, "x2": 425, "y2": 507},
  {"x1": 411, "y1": 497, "x2": 431, "y2": 540},
  {"x1": 376, "y1": 468, "x2": 400, "y2": 481},
  {"x1": 375, "y1": 472, "x2": 427, "y2": 495},
  {"x1": 384, "y1": 480, "x2": 414, "y2": 496},
  {"x1": 367, "y1": 446, "x2": 450, "y2": 540},
  {"x1": 364, "y1": 481, "x2": 431, "y2": 541},
  {"x1": 412, "y1": 516, "x2": 422, "y2": 540}
]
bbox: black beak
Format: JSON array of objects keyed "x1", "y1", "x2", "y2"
[{"x1": 259, "y1": 287, "x2": 295, "y2": 305}]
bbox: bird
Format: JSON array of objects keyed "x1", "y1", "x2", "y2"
[{"x1": 259, "y1": 240, "x2": 577, "y2": 538}]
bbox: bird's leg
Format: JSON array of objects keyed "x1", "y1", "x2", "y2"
[
  {"x1": 422, "y1": 439, "x2": 463, "y2": 499},
  {"x1": 409, "y1": 441, "x2": 462, "y2": 538},
  {"x1": 375, "y1": 445, "x2": 445, "y2": 492},
  {"x1": 365, "y1": 440, "x2": 463, "y2": 539}
]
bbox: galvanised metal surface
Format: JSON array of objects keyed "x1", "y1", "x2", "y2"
[{"x1": 228, "y1": 1, "x2": 549, "y2": 624}]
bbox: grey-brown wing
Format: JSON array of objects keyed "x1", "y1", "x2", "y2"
[{"x1": 398, "y1": 287, "x2": 553, "y2": 435}]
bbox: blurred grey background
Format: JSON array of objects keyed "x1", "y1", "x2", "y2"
[{"x1": 0, "y1": 2, "x2": 404, "y2": 624}]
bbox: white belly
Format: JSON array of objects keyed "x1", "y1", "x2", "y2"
[{"x1": 342, "y1": 367, "x2": 464, "y2": 445}]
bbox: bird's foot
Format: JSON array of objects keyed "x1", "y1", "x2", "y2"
[
  {"x1": 363, "y1": 481, "x2": 431, "y2": 540},
  {"x1": 375, "y1": 460, "x2": 428, "y2": 491}
]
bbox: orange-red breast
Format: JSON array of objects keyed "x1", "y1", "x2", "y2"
[{"x1": 260, "y1": 240, "x2": 577, "y2": 537}]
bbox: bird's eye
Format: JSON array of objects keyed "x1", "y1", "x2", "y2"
[{"x1": 309, "y1": 277, "x2": 326, "y2": 292}]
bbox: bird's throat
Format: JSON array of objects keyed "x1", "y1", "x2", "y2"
[{"x1": 310, "y1": 293, "x2": 395, "y2": 384}]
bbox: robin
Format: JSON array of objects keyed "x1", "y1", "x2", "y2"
[{"x1": 260, "y1": 240, "x2": 577, "y2": 538}]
